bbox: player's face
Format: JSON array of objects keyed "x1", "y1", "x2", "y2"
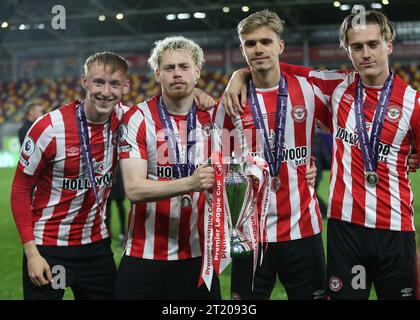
[
  {"x1": 347, "y1": 24, "x2": 393, "y2": 85},
  {"x1": 82, "y1": 62, "x2": 130, "y2": 122},
  {"x1": 240, "y1": 26, "x2": 284, "y2": 74},
  {"x1": 156, "y1": 49, "x2": 200, "y2": 101},
  {"x1": 29, "y1": 105, "x2": 44, "y2": 121}
]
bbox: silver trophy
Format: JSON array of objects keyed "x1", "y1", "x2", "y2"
[{"x1": 224, "y1": 157, "x2": 256, "y2": 257}]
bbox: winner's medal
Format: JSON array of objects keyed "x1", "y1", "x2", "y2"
[
  {"x1": 365, "y1": 171, "x2": 379, "y2": 185},
  {"x1": 271, "y1": 176, "x2": 281, "y2": 191},
  {"x1": 181, "y1": 194, "x2": 192, "y2": 208}
]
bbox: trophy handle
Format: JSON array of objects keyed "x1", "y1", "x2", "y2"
[{"x1": 236, "y1": 177, "x2": 258, "y2": 227}]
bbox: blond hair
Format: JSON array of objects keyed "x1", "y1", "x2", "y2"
[
  {"x1": 148, "y1": 36, "x2": 205, "y2": 71},
  {"x1": 339, "y1": 10, "x2": 396, "y2": 49},
  {"x1": 237, "y1": 9, "x2": 285, "y2": 39},
  {"x1": 84, "y1": 51, "x2": 129, "y2": 76}
]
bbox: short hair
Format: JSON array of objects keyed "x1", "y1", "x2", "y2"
[
  {"x1": 339, "y1": 10, "x2": 396, "y2": 49},
  {"x1": 237, "y1": 9, "x2": 285, "y2": 39},
  {"x1": 147, "y1": 36, "x2": 205, "y2": 71},
  {"x1": 25, "y1": 101, "x2": 43, "y2": 116},
  {"x1": 84, "y1": 51, "x2": 129, "y2": 76}
]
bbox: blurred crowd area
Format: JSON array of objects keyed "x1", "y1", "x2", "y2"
[{"x1": 0, "y1": 64, "x2": 418, "y2": 125}]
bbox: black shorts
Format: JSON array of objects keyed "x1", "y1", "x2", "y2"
[
  {"x1": 326, "y1": 219, "x2": 417, "y2": 300},
  {"x1": 114, "y1": 255, "x2": 221, "y2": 300},
  {"x1": 23, "y1": 238, "x2": 116, "y2": 300},
  {"x1": 231, "y1": 233, "x2": 326, "y2": 300}
]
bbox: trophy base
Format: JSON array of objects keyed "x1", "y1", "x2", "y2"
[{"x1": 230, "y1": 232, "x2": 253, "y2": 258}]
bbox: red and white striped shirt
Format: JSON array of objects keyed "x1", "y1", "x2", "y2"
[
  {"x1": 118, "y1": 96, "x2": 214, "y2": 260},
  {"x1": 17, "y1": 101, "x2": 127, "y2": 246},
  {"x1": 301, "y1": 67, "x2": 420, "y2": 231},
  {"x1": 213, "y1": 71, "x2": 327, "y2": 242}
]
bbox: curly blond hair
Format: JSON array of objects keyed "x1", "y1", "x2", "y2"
[{"x1": 148, "y1": 36, "x2": 205, "y2": 71}]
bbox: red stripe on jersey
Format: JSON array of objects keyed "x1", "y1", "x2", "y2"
[{"x1": 154, "y1": 199, "x2": 171, "y2": 260}]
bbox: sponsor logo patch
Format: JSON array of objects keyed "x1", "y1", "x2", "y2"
[
  {"x1": 343, "y1": 94, "x2": 354, "y2": 102},
  {"x1": 66, "y1": 146, "x2": 80, "y2": 156},
  {"x1": 401, "y1": 287, "x2": 413, "y2": 297},
  {"x1": 242, "y1": 115, "x2": 254, "y2": 127},
  {"x1": 118, "y1": 124, "x2": 128, "y2": 142},
  {"x1": 22, "y1": 137, "x2": 35, "y2": 156},
  {"x1": 313, "y1": 290, "x2": 325, "y2": 300},
  {"x1": 118, "y1": 144, "x2": 132, "y2": 153},
  {"x1": 19, "y1": 155, "x2": 29, "y2": 167}
]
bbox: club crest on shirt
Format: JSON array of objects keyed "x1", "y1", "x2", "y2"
[
  {"x1": 291, "y1": 105, "x2": 307, "y2": 123},
  {"x1": 118, "y1": 124, "x2": 128, "y2": 142},
  {"x1": 22, "y1": 136, "x2": 35, "y2": 156},
  {"x1": 385, "y1": 105, "x2": 402, "y2": 122},
  {"x1": 329, "y1": 276, "x2": 343, "y2": 292}
]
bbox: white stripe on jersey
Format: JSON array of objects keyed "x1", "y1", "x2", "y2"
[
  {"x1": 168, "y1": 196, "x2": 181, "y2": 259},
  {"x1": 143, "y1": 200, "x2": 157, "y2": 260}
]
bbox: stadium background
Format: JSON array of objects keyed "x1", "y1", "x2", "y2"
[{"x1": 0, "y1": 0, "x2": 419, "y2": 299}]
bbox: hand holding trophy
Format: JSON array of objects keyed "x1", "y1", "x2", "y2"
[{"x1": 200, "y1": 152, "x2": 270, "y2": 290}]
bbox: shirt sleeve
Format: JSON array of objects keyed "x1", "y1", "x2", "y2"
[
  {"x1": 118, "y1": 106, "x2": 147, "y2": 160},
  {"x1": 280, "y1": 62, "x2": 347, "y2": 106},
  {"x1": 410, "y1": 90, "x2": 420, "y2": 154},
  {"x1": 10, "y1": 170, "x2": 35, "y2": 244},
  {"x1": 17, "y1": 114, "x2": 55, "y2": 177}
]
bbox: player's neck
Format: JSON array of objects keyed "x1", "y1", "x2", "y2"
[
  {"x1": 360, "y1": 68, "x2": 390, "y2": 87},
  {"x1": 162, "y1": 92, "x2": 194, "y2": 114},
  {"x1": 251, "y1": 66, "x2": 281, "y2": 89},
  {"x1": 83, "y1": 100, "x2": 111, "y2": 124}
]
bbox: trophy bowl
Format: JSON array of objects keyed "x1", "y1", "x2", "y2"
[{"x1": 224, "y1": 157, "x2": 254, "y2": 257}]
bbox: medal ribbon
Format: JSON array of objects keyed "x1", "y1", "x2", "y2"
[
  {"x1": 248, "y1": 74, "x2": 288, "y2": 179},
  {"x1": 354, "y1": 72, "x2": 394, "y2": 175},
  {"x1": 157, "y1": 96, "x2": 197, "y2": 178},
  {"x1": 76, "y1": 103, "x2": 110, "y2": 223}
]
